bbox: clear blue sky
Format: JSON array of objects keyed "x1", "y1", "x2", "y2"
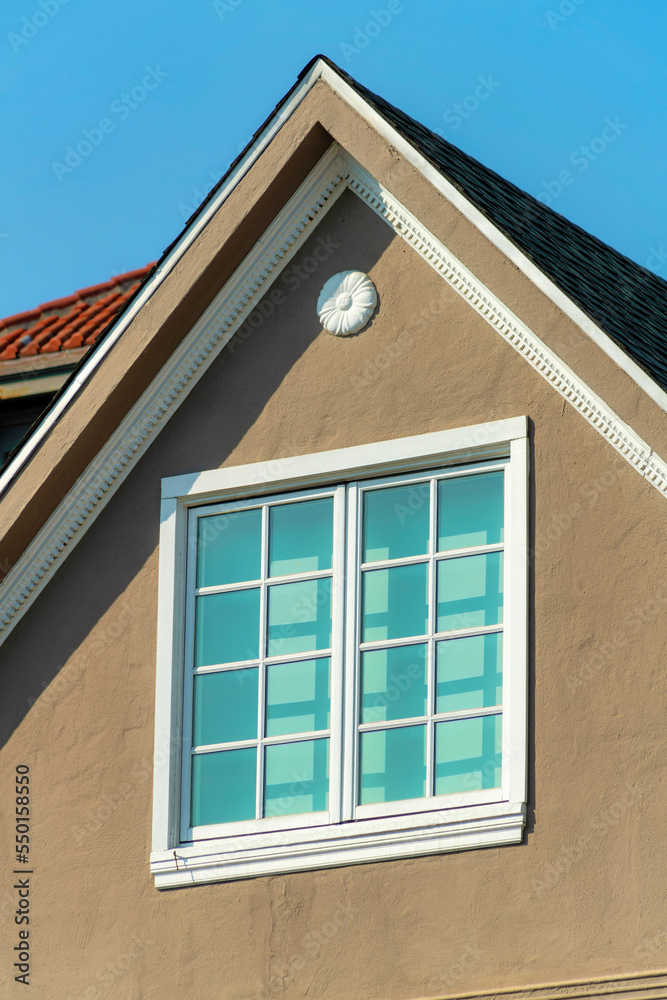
[{"x1": 3, "y1": 0, "x2": 667, "y2": 317}]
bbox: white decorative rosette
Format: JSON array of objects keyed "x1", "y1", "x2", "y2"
[{"x1": 317, "y1": 270, "x2": 377, "y2": 336}]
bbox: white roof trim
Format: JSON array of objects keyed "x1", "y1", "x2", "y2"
[
  {"x1": 2, "y1": 148, "x2": 667, "y2": 649},
  {"x1": 2, "y1": 61, "x2": 667, "y2": 649},
  {"x1": 316, "y1": 63, "x2": 667, "y2": 416},
  {"x1": 2, "y1": 57, "x2": 666, "y2": 502},
  {"x1": 0, "y1": 60, "x2": 329, "y2": 499}
]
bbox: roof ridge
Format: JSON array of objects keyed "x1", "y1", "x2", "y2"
[
  {"x1": 318, "y1": 55, "x2": 667, "y2": 289},
  {"x1": 311, "y1": 57, "x2": 667, "y2": 390}
]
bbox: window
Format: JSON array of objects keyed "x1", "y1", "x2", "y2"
[{"x1": 152, "y1": 419, "x2": 528, "y2": 887}]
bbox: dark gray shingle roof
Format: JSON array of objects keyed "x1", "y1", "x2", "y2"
[{"x1": 314, "y1": 57, "x2": 667, "y2": 392}]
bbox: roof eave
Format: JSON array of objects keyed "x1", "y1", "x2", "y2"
[
  {"x1": 3, "y1": 54, "x2": 667, "y2": 503},
  {"x1": 0, "y1": 58, "x2": 333, "y2": 500}
]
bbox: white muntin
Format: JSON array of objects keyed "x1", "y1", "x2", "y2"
[{"x1": 317, "y1": 270, "x2": 377, "y2": 336}]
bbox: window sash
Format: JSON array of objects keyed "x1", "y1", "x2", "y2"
[
  {"x1": 180, "y1": 484, "x2": 346, "y2": 842},
  {"x1": 181, "y1": 461, "x2": 510, "y2": 839},
  {"x1": 347, "y1": 462, "x2": 507, "y2": 818}
]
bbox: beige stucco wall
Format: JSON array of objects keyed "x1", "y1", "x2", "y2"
[{"x1": 1, "y1": 118, "x2": 667, "y2": 998}]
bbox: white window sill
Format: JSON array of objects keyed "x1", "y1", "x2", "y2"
[{"x1": 151, "y1": 801, "x2": 526, "y2": 888}]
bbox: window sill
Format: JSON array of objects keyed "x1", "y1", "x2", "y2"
[{"x1": 151, "y1": 800, "x2": 526, "y2": 888}]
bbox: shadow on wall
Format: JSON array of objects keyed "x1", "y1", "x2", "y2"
[{"x1": 0, "y1": 189, "x2": 395, "y2": 748}]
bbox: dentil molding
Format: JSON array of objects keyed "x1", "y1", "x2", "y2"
[{"x1": 1, "y1": 144, "x2": 667, "y2": 643}]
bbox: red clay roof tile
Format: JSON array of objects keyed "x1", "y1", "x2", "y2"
[{"x1": 0, "y1": 264, "x2": 154, "y2": 366}]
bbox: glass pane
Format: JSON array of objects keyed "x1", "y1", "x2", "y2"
[
  {"x1": 191, "y1": 747, "x2": 256, "y2": 826},
  {"x1": 437, "y1": 552, "x2": 503, "y2": 632},
  {"x1": 193, "y1": 668, "x2": 258, "y2": 746},
  {"x1": 360, "y1": 644, "x2": 427, "y2": 723},
  {"x1": 264, "y1": 739, "x2": 329, "y2": 817},
  {"x1": 361, "y1": 563, "x2": 429, "y2": 642},
  {"x1": 438, "y1": 471, "x2": 504, "y2": 550},
  {"x1": 269, "y1": 498, "x2": 333, "y2": 576},
  {"x1": 266, "y1": 658, "x2": 330, "y2": 736},
  {"x1": 267, "y1": 579, "x2": 332, "y2": 656},
  {"x1": 435, "y1": 715, "x2": 501, "y2": 794},
  {"x1": 359, "y1": 725, "x2": 426, "y2": 804},
  {"x1": 363, "y1": 483, "x2": 430, "y2": 562},
  {"x1": 437, "y1": 633, "x2": 502, "y2": 713},
  {"x1": 196, "y1": 508, "x2": 261, "y2": 587},
  {"x1": 195, "y1": 589, "x2": 260, "y2": 666}
]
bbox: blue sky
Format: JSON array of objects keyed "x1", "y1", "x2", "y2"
[{"x1": 2, "y1": 0, "x2": 667, "y2": 317}]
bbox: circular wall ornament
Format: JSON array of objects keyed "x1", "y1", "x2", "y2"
[{"x1": 317, "y1": 270, "x2": 377, "y2": 336}]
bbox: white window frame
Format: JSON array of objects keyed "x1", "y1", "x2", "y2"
[{"x1": 151, "y1": 417, "x2": 529, "y2": 888}]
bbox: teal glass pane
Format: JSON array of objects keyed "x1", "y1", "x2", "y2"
[
  {"x1": 267, "y1": 579, "x2": 332, "y2": 656},
  {"x1": 438, "y1": 471, "x2": 504, "y2": 550},
  {"x1": 195, "y1": 588, "x2": 260, "y2": 666},
  {"x1": 191, "y1": 747, "x2": 256, "y2": 826},
  {"x1": 196, "y1": 508, "x2": 261, "y2": 587},
  {"x1": 264, "y1": 738, "x2": 329, "y2": 817},
  {"x1": 266, "y1": 658, "x2": 330, "y2": 736},
  {"x1": 436, "y1": 633, "x2": 502, "y2": 713},
  {"x1": 269, "y1": 498, "x2": 333, "y2": 576},
  {"x1": 435, "y1": 715, "x2": 501, "y2": 794},
  {"x1": 361, "y1": 563, "x2": 429, "y2": 642},
  {"x1": 360, "y1": 644, "x2": 427, "y2": 723},
  {"x1": 359, "y1": 725, "x2": 426, "y2": 804},
  {"x1": 363, "y1": 483, "x2": 430, "y2": 562},
  {"x1": 437, "y1": 552, "x2": 503, "y2": 633},
  {"x1": 193, "y1": 668, "x2": 258, "y2": 746}
]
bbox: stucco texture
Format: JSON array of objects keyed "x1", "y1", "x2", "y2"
[{"x1": 1, "y1": 122, "x2": 667, "y2": 998}]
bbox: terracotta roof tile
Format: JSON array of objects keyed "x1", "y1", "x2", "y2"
[{"x1": 0, "y1": 264, "x2": 154, "y2": 367}]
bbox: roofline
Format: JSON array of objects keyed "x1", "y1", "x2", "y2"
[
  {"x1": 0, "y1": 265, "x2": 153, "y2": 331},
  {"x1": 0, "y1": 58, "x2": 329, "y2": 499},
  {"x1": 312, "y1": 59, "x2": 667, "y2": 418},
  {"x1": 2, "y1": 55, "x2": 667, "y2": 500}
]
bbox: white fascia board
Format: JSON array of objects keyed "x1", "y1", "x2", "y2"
[
  {"x1": 2, "y1": 56, "x2": 664, "y2": 501},
  {"x1": 0, "y1": 61, "x2": 328, "y2": 500},
  {"x1": 316, "y1": 63, "x2": 667, "y2": 418}
]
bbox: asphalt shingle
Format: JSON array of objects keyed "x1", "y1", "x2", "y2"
[{"x1": 324, "y1": 58, "x2": 667, "y2": 391}]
